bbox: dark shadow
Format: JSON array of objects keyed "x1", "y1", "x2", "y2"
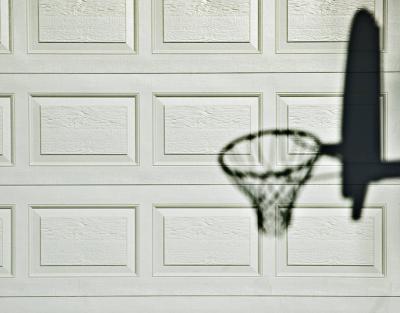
[
  {"x1": 219, "y1": 9, "x2": 400, "y2": 232},
  {"x1": 321, "y1": 9, "x2": 400, "y2": 220}
]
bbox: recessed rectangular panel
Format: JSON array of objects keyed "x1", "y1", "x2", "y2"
[
  {"x1": 30, "y1": 96, "x2": 137, "y2": 165},
  {"x1": 164, "y1": 215, "x2": 251, "y2": 265},
  {"x1": 287, "y1": 0, "x2": 374, "y2": 42},
  {"x1": 30, "y1": 206, "x2": 136, "y2": 276},
  {"x1": 40, "y1": 215, "x2": 128, "y2": 266},
  {"x1": 164, "y1": 102, "x2": 251, "y2": 154},
  {"x1": 163, "y1": 0, "x2": 250, "y2": 43},
  {"x1": 277, "y1": 94, "x2": 386, "y2": 166},
  {"x1": 0, "y1": 107, "x2": 3, "y2": 154},
  {"x1": 0, "y1": 207, "x2": 12, "y2": 276},
  {"x1": 277, "y1": 94, "x2": 342, "y2": 166},
  {"x1": 0, "y1": 219, "x2": 3, "y2": 266},
  {"x1": 40, "y1": 103, "x2": 128, "y2": 155},
  {"x1": 29, "y1": 0, "x2": 135, "y2": 53},
  {"x1": 277, "y1": 206, "x2": 384, "y2": 277},
  {"x1": 288, "y1": 213, "x2": 375, "y2": 266},
  {"x1": 277, "y1": 0, "x2": 385, "y2": 53},
  {"x1": 154, "y1": 206, "x2": 259, "y2": 276},
  {"x1": 0, "y1": 97, "x2": 13, "y2": 165},
  {"x1": 0, "y1": 0, "x2": 10, "y2": 52},
  {"x1": 287, "y1": 99, "x2": 342, "y2": 154},
  {"x1": 153, "y1": 0, "x2": 259, "y2": 52},
  {"x1": 38, "y1": 0, "x2": 127, "y2": 43},
  {"x1": 154, "y1": 95, "x2": 260, "y2": 165}
]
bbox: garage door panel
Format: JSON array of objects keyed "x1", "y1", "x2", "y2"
[
  {"x1": 276, "y1": 206, "x2": 384, "y2": 277},
  {"x1": 29, "y1": 205, "x2": 136, "y2": 276},
  {"x1": 28, "y1": 0, "x2": 136, "y2": 53},
  {"x1": 0, "y1": 73, "x2": 396, "y2": 184},
  {"x1": 153, "y1": 205, "x2": 260, "y2": 276},
  {"x1": 0, "y1": 185, "x2": 396, "y2": 296},
  {"x1": 276, "y1": 0, "x2": 385, "y2": 53},
  {"x1": 29, "y1": 95, "x2": 138, "y2": 165},
  {"x1": 2, "y1": 0, "x2": 399, "y2": 73}
]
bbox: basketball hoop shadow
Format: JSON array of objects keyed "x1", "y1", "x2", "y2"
[{"x1": 219, "y1": 9, "x2": 400, "y2": 234}]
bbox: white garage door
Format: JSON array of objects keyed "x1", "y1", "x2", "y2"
[{"x1": 1, "y1": 0, "x2": 400, "y2": 312}]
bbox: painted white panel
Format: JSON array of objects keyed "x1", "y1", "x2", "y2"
[
  {"x1": 164, "y1": 102, "x2": 251, "y2": 154},
  {"x1": 154, "y1": 95, "x2": 260, "y2": 165},
  {"x1": 163, "y1": 0, "x2": 250, "y2": 42},
  {"x1": 277, "y1": 94, "x2": 342, "y2": 166},
  {"x1": 153, "y1": 0, "x2": 259, "y2": 52},
  {"x1": 30, "y1": 96, "x2": 137, "y2": 165},
  {"x1": 0, "y1": 97, "x2": 13, "y2": 165},
  {"x1": 0, "y1": 184, "x2": 396, "y2": 296},
  {"x1": 29, "y1": 0, "x2": 135, "y2": 53},
  {"x1": 277, "y1": 207, "x2": 384, "y2": 277},
  {"x1": 288, "y1": 213, "x2": 375, "y2": 265},
  {"x1": 288, "y1": 0, "x2": 375, "y2": 42},
  {"x1": 164, "y1": 215, "x2": 251, "y2": 265},
  {"x1": 278, "y1": 94, "x2": 386, "y2": 167},
  {"x1": 30, "y1": 206, "x2": 136, "y2": 276},
  {"x1": 0, "y1": 0, "x2": 10, "y2": 52},
  {"x1": 41, "y1": 216, "x2": 128, "y2": 266},
  {"x1": 154, "y1": 206, "x2": 259, "y2": 276},
  {"x1": 277, "y1": 0, "x2": 385, "y2": 53},
  {"x1": 0, "y1": 219, "x2": 3, "y2": 266},
  {"x1": 38, "y1": 0, "x2": 126, "y2": 42},
  {"x1": 0, "y1": 207, "x2": 12, "y2": 276},
  {"x1": 286, "y1": 98, "x2": 342, "y2": 153},
  {"x1": 0, "y1": 107, "x2": 3, "y2": 154},
  {"x1": 3, "y1": 296, "x2": 400, "y2": 313},
  {"x1": 40, "y1": 103, "x2": 128, "y2": 155}
]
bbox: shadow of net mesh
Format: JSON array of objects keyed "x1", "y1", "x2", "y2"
[{"x1": 218, "y1": 129, "x2": 322, "y2": 235}]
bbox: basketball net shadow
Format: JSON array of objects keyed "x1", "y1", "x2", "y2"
[{"x1": 219, "y1": 9, "x2": 400, "y2": 235}]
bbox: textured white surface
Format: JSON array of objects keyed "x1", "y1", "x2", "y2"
[
  {"x1": 288, "y1": 0, "x2": 375, "y2": 42},
  {"x1": 164, "y1": 103, "x2": 251, "y2": 154},
  {"x1": 41, "y1": 216, "x2": 128, "y2": 265},
  {"x1": 0, "y1": 97, "x2": 13, "y2": 165},
  {"x1": 163, "y1": 0, "x2": 250, "y2": 42},
  {"x1": 164, "y1": 215, "x2": 251, "y2": 265},
  {"x1": 288, "y1": 102, "x2": 341, "y2": 153},
  {"x1": 0, "y1": 208, "x2": 12, "y2": 276},
  {"x1": 38, "y1": 0, "x2": 127, "y2": 42},
  {"x1": 40, "y1": 103, "x2": 128, "y2": 155},
  {"x1": 0, "y1": 219, "x2": 3, "y2": 266},
  {"x1": 155, "y1": 95, "x2": 259, "y2": 165},
  {"x1": 288, "y1": 213, "x2": 375, "y2": 265},
  {"x1": 0, "y1": 107, "x2": 3, "y2": 155},
  {"x1": 154, "y1": 206, "x2": 259, "y2": 276}
]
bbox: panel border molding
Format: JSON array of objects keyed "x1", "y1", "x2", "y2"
[
  {"x1": 0, "y1": 95, "x2": 14, "y2": 166},
  {"x1": 152, "y1": 0, "x2": 261, "y2": 53},
  {"x1": 153, "y1": 204, "x2": 261, "y2": 277},
  {"x1": 276, "y1": 205, "x2": 386, "y2": 277},
  {"x1": 29, "y1": 204, "x2": 137, "y2": 277},
  {"x1": 153, "y1": 92, "x2": 263, "y2": 166},
  {"x1": 0, "y1": 0, "x2": 10, "y2": 53},
  {"x1": 27, "y1": 0, "x2": 137, "y2": 54},
  {"x1": 29, "y1": 93, "x2": 139, "y2": 166},
  {"x1": 0, "y1": 205, "x2": 14, "y2": 277},
  {"x1": 276, "y1": 92, "x2": 388, "y2": 167},
  {"x1": 276, "y1": 0, "x2": 387, "y2": 53}
]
